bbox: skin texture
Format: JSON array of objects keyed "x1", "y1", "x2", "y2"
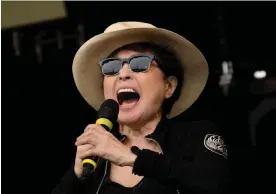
[{"x1": 74, "y1": 49, "x2": 177, "y2": 183}]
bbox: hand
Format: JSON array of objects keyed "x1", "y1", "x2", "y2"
[{"x1": 74, "y1": 124, "x2": 136, "y2": 176}]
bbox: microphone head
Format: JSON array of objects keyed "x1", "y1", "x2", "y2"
[{"x1": 97, "y1": 99, "x2": 119, "y2": 124}]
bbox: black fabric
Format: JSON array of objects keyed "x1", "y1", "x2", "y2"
[
  {"x1": 99, "y1": 180, "x2": 134, "y2": 194},
  {"x1": 51, "y1": 118, "x2": 234, "y2": 194},
  {"x1": 132, "y1": 149, "x2": 165, "y2": 177},
  {"x1": 99, "y1": 160, "x2": 177, "y2": 194},
  {"x1": 98, "y1": 160, "x2": 144, "y2": 194},
  {"x1": 130, "y1": 145, "x2": 141, "y2": 155}
]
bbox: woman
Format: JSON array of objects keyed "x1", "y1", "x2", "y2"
[{"x1": 52, "y1": 21, "x2": 232, "y2": 194}]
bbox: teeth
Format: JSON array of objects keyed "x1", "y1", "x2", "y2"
[{"x1": 118, "y1": 88, "x2": 136, "y2": 94}]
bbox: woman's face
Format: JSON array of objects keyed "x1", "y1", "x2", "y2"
[{"x1": 103, "y1": 49, "x2": 176, "y2": 125}]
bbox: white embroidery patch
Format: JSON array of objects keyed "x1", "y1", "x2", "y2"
[{"x1": 204, "y1": 134, "x2": 228, "y2": 159}]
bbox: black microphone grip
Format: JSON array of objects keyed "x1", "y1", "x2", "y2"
[{"x1": 81, "y1": 99, "x2": 119, "y2": 179}]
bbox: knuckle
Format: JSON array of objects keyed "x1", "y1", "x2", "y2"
[
  {"x1": 88, "y1": 138, "x2": 94, "y2": 145},
  {"x1": 85, "y1": 124, "x2": 96, "y2": 131},
  {"x1": 77, "y1": 145, "x2": 84, "y2": 153},
  {"x1": 94, "y1": 125, "x2": 101, "y2": 131},
  {"x1": 87, "y1": 124, "x2": 95, "y2": 128},
  {"x1": 98, "y1": 125, "x2": 105, "y2": 131}
]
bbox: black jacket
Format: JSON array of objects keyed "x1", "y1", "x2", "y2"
[{"x1": 51, "y1": 118, "x2": 233, "y2": 194}]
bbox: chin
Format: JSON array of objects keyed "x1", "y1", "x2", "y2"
[{"x1": 118, "y1": 110, "x2": 144, "y2": 125}]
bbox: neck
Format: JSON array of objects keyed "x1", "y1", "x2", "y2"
[{"x1": 119, "y1": 113, "x2": 162, "y2": 143}]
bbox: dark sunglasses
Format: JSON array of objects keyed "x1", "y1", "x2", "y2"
[{"x1": 99, "y1": 54, "x2": 158, "y2": 76}]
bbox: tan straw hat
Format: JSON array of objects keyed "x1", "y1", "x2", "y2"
[{"x1": 72, "y1": 21, "x2": 209, "y2": 118}]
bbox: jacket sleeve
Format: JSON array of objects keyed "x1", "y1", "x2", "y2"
[
  {"x1": 132, "y1": 121, "x2": 233, "y2": 194},
  {"x1": 51, "y1": 164, "x2": 92, "y2": 194}
]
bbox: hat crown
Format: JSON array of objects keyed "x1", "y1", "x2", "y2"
[{"x1": 104, "y1": 21, "x2": 157, "y2": 33}]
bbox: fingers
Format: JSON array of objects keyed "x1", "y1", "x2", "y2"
[
  {"x1": 76, "y1": 144, "x2": 97, "y2": 159},
  {"x1": 84, "y1": 124, "x2": 107, "y2": 133},
  {"x1": 77, "y1": 124, "x2": 112, "y2": 146},
  {"x1": 78, "y1": 149, "x2": 99, "y2": 159},
  {"x1": 77, "y1": 144, "x2": 94, "y2": 153},
  {"x1": 75, "y1": 133, "x2": 98, "y2": 146},
  {"x1": 75, "y1": 123, "x2": 116, "y2": 160},
  {"x1": 76, "y1": 124, "x2": 106, "y2": 146}
]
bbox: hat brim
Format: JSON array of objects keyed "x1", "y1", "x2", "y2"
[{"x1": 72, "y1": 27, "x2": 208, "y2": 118}]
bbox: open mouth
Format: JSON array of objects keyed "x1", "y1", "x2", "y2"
[{"x1": 117, "y1": 88, "x2": 140, "y2": 106}]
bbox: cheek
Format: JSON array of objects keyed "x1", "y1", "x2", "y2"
[
  {"x1": 140, "y1": 73, "x2": 166, "y2": 100},
  {"x1": 103, "y1": 77, "x2": 115, "y2": 99}
]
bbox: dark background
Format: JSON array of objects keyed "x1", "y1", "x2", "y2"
[{"x1": 2, "y1": 1, "x2": 275, "y2": 194}]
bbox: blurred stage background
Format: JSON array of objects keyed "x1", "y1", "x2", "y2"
[{"x1": 2, "y1": 1, "x2": 275, "y2": 193}]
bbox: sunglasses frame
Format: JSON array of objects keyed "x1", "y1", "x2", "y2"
[{"x1": 99, "y1": 54, "x2": 158, "y2": 76}]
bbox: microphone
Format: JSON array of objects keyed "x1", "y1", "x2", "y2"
[{"x1": 81, "y1": 99, "x2": 119, "y2": 178}]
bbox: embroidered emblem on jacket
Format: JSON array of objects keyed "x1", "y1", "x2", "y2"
[{"x1": 204, "y1": 134, "x2": 228, "y2": 159}]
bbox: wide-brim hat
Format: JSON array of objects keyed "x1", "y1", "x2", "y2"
[{"x1": 72, "y1": 21, "x2": 208, "y2": 118}]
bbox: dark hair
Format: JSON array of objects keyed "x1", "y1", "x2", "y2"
[{"x1": 109, "y1": 42, "x2": 184, "y2": 117}]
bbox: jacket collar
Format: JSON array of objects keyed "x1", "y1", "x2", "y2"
[{"x1": 111, "y1": 116, "x2": 171, "y2": 148}]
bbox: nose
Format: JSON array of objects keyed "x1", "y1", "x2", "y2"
[{"x1": 118, "y1": 63, "x2": 132, "y2": 81}]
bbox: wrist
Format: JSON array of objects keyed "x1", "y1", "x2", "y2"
[
  {"x1": 129, "y1": 152, "x2": 137, "y2": 167},
  {"x1": 127, "y1": 146, "x2": 141, "y2": 167},
  {"x1": 123, "y1": 151, "x2": 137, "y2": 167},
  {"x1": 120, "y1": 146, "x2": 139, "y2": 167}
]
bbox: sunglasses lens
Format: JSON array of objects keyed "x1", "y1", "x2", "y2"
[
  {"x1": 129, "y1": 56, "x2": 152, "y2": 72},
  {"x1": 101, "y1": 59, "x2": 121, "y2": 75}
]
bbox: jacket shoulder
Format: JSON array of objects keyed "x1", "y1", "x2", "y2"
[
  {"x1": 169, "y1": 120, "x2": 228, "y2": 159},
  {"x1": 170, "y1": 119, "x2": 222, "y2": 135}
]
